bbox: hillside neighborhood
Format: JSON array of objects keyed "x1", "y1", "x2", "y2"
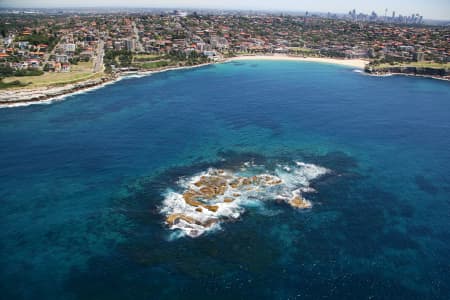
[{"x1": 0, "y1": 10, "x2": 449, "y2": 89}]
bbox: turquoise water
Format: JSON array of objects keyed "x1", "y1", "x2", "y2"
[{"x1": 0, "y1": 61, "x2": 449, "y2": 299}]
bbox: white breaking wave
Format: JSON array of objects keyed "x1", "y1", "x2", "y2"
[
  {"x1": 0, "y1": 78, "x2": 119, "y2": 109},
  {"x1": 159, "y1": 162, "x2": 330, "y2": 239}
]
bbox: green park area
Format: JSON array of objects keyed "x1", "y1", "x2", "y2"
[{"x1": 1, "y1": 62, "x2": 101, "y2": 89}]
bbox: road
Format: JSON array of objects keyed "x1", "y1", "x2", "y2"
[
  {"x1": 93, "y1": 39, "x2": 104, "y2": 73},
  {"x1": 132, "y1": 21, "x2": 144, "y2": 52},
  {"x1": 44, "y1": 35, "x2": 65, "y2": 63}
]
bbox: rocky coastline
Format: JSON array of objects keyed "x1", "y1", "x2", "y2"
[
  {"x1": 0, "y1": 62, "x2": 215, "y2": 108},
  {"x1": 0, "y1": 75, "x2": 116, "y2": 107},
  {"x1": 0, "y1": 55, "x2": 367, "y2": 108},
  {"x1": 365, "y1": 65, "x2": 450, "y2": 81},
  {"x1": 2, "y1": 57, "x2": 448, "y2": 108}
]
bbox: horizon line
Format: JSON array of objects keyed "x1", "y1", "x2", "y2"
[{"x1": 1, "y1": 5, "x2": 448, "y2": 22}]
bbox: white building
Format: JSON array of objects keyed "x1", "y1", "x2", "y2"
[
  {"x1": 125, "y1": 39, "x2": 136, "y2": 51},
  {"x1": 63, "y1": 43, "x2": 76, "y2": 53},
  {"x1": 55, "y1": 54, "x2": 69, "y2": 63}
]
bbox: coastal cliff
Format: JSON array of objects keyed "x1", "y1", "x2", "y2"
[{"x1": 365, "y1": 65, "x2": 450, "y2": 79}]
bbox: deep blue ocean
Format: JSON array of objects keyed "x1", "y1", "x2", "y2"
[{"x1": 0, "y1": 60, "x2": 449, "y2": 299}]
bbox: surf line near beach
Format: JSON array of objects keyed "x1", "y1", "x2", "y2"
[{"x1": 0, "y1": 56, "x2": 368, "y2": 109}]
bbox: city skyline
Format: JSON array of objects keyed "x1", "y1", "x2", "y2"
[{"x1": 1, "y1": 0, "x2": 450, "y2": 20}]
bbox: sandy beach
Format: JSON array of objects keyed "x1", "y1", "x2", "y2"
[
  {"x1": 0, "y1": 55, "x2": 367, "y2": 108},
  {"x1": 227, "y1": 55, "x2": 369, "y2": 69}
]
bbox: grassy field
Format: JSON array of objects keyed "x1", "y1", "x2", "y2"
[
  {"x1": 373, "y1": 61, "x2": 450, "y2": 69},
  {"x1": 2, "y1": 61, "x2": 102, "y2": 89},
  {"x1": 288, "y1": 47, "x2": 316, "y2": 53},
  {"x1": 133, "y1": 60, "x2": 171, "y2": 69},
  {"x1": 133, "y1": 54, "x2": 165, "y2": 62},
  {"x1": 133, "y1": 54, "x2": 160, "y2": 59},
  {"x1": 0, "y1": 80, "x2": 29, "y2": 89}
]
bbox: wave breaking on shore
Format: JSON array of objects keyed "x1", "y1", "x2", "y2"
[
  {"x1": 0, "y1": 63, "x2": 215, "y2": 109},
  {"x1": 160, "y1": 161, "x2": 329, "y2": 239}
]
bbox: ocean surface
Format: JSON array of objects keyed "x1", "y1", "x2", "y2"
[{"x1": 0, "y1": 60, "x2": 449, "y2": 300}]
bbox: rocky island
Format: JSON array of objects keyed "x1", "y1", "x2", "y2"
[{"x1": 160, "y1": 162, "x2": 328, "y2": 238}]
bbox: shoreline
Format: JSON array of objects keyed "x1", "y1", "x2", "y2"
[
  {"x1": 226, "y1": 55, "x2": 369, "y2": 69},
  {"x1": 0, "y1": 75, "x2": 118, "y2": 107},
  {"x1": 365, "y1": 70, "x2": 449, "y2": 82},
  {"x1": 1, "y1": 55, "x2": 447, "y2": 108},
  {"x1": 366, "y1": 72, "x2": 450, "y2": 82},
  {"x1": 0, "y1": 62, "x2": 214, "y2": 108}
]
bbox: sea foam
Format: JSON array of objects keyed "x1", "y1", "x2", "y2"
[{"x1": 159, "y1": 161, "x2": 330, "y2": 239}]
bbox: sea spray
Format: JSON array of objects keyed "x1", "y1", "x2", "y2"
[{"x1": 160, "y1": 161, "x2": 329, "y2": 238}]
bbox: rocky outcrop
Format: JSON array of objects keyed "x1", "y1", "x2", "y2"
[
  {"x1": 365, "y1": 65, "x2": 450, "y2": 79},
  {"x1": 164, "y1": 169, "x2": 287, "y2": 231},
  {"x1": 166, "y1": 213, "x2": 198, "y2": 226},
  {"x1": 166, "y1": 213, "x2": 218, "y2": 228},
  {"x1": 161, "y1": 163, "x2": 330, "y2": 238},
  {"x1": 0, "y1": 76, "x2": 115, "y2": 106},
  {"x1": 289, "y1": 195, "x2": 312, "y2": 209}
]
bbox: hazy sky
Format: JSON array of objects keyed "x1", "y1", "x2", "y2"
[{"x1": 1, "y1": 0, "x2": 450, "y2": 20}]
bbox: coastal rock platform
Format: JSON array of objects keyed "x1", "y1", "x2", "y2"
[{"x1": 160, "y1": 161, "x2": 329, "y2": 238}]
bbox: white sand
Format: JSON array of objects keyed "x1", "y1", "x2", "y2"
[
  {"x1": 227, "y1": 55, "x2": 368, "y2": 69},
  {"x1": 0, "y1": 57, "x2": 369, "y2": 108}
]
